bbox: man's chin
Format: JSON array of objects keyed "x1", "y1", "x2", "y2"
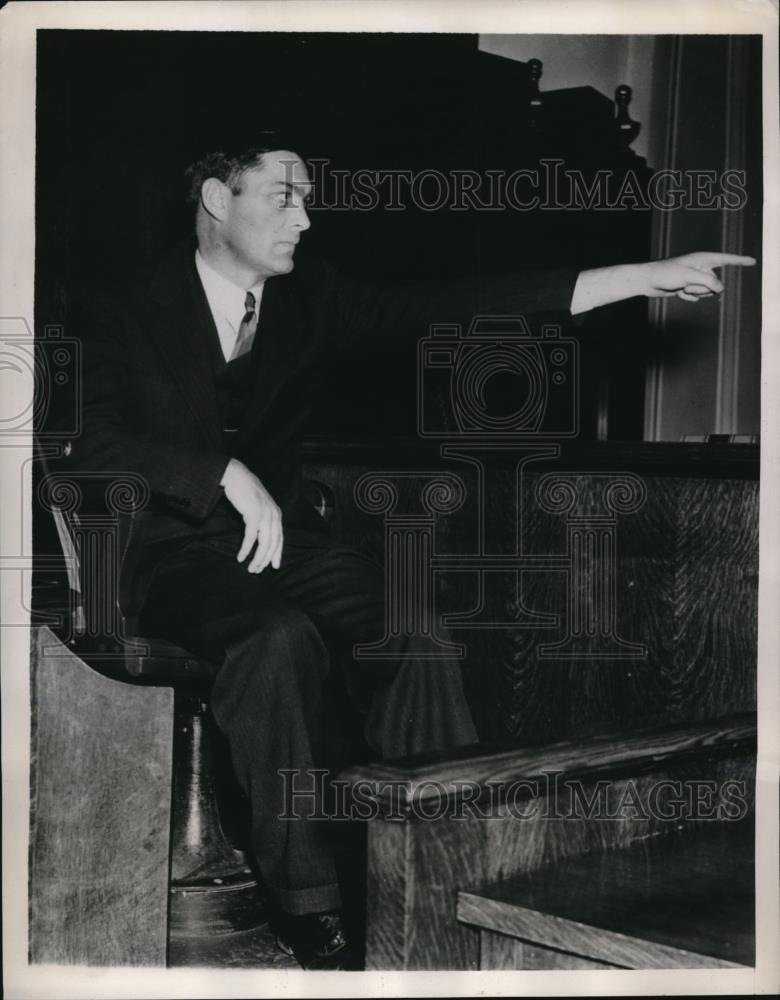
[{"x1": 272, "y1": 253, "x2": 296, "y2": 275}]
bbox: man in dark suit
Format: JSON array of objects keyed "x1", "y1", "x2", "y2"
[{"x1": 69, "y1": 134, "x2": 754, "y2": 967}]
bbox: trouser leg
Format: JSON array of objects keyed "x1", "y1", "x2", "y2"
[
  {"x1": 208, "y1": 602, "x2": 341, "y2": 915},
  {"x1": 359, "y1": 635, "x2": 478, "y2": 759},
  {"x1": 139, "y1": 539, "x2": 342, "y2": 914},
  {"x1": 275, "y1": 529, "x2": 479, "y2": 760},
  {"x1": 139, "y1": 526, "x2": 479, "y2": 914}
]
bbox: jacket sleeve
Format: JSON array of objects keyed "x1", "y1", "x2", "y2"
[
  {"x1": 62, "y1": 293, "x2": 229, "y2": 522},
  {"x1": 329, "y1": 264, "x2": 580, "y2": 349}
]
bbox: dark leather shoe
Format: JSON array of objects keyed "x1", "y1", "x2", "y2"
[{"x1": 273, "y1": 909, "x2": 349, "y2": 970}]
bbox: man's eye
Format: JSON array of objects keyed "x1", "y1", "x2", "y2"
[{"x1": 276, "y1": 194, "x2": 292, "y2": 209}]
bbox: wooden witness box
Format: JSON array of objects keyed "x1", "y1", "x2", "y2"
[
  {"x1": 28, "y1": 440, "x2": 758, "y2": 969},
  {"x1": 342, "y1": 713, "x2": 755, "y2": 970},
  {"x1": 313, "y1": 439, "x2": 758, "y2": 970}
]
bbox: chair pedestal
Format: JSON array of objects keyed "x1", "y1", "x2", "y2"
[{"x1": 169, "y1": 690, "x2": 266, "y2": 940}]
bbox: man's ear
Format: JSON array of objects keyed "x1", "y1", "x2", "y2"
[{"x1": 200, "y1": 177, "x2": 230, "y2": 221}]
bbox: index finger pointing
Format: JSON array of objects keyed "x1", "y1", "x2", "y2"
[{"x1": 691, "y1": 252, "x2": 757, "y2": 269}]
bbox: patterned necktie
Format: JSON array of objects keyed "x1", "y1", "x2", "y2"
[{"x1": 230, "y1": 291, "x2": 258, "y2": 361}]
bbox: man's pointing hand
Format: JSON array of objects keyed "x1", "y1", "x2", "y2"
[
  {"x1": 644, "y1": 252, "x2": 757, "y2": 301},
  {"x1": 570, "y1": 251, "x2": 757, "y2": 314}
]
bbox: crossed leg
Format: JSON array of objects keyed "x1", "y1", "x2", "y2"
[{"x1": 139, "y1": 523, "x2": 477, "y2": 914}]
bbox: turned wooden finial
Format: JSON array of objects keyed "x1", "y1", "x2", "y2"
[
  {"x1": 527, "y1": 58, "x2": 543, "y2": 129},
  {"x1": 528, "y1": 58, "x2": 543, "y2": 107},
  {"x1": 614, "y1": 84, "x2": 641, "y2": 145}
]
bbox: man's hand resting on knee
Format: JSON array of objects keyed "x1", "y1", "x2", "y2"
[
  {"x1": 570, "y1": 252, "x2": 756, "y2": 315},
  {"x1": 220, "y1": 458, "x2": 284, "y2": 573}
]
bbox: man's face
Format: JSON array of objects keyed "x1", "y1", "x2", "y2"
[{"x1": 219, "y1": 149, "x2": 312, "y2": 280}]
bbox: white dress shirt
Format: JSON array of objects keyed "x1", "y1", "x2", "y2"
[{"x1": 195, "y1": 249, "x2": 265, "y2": 362}]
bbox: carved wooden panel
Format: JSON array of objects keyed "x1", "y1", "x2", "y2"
[
  {"x1": 304, "y1": 453, "x2": 759, "y2": 745},
  {"x1": 503, "y1": 471, "x2": 758, "y2": 742}
]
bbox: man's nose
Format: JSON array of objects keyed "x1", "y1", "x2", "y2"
[{"x1": 293, "y1": 205, "x2": 311, "y2": 231}]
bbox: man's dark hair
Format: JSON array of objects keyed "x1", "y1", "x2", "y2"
[{"x1": 184, "y1": 131, "x2": 300, "y2": 210}]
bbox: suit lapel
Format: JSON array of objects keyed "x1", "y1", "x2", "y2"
[{"x1": 145, "y1": 244, "x2": 223, "y2": 448}]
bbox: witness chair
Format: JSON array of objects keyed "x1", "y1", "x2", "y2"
[{"x1": 28, "y1": 452, "x2": 333, "y2": 965}]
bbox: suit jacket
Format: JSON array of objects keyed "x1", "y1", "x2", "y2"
[{"x1": 65, "y1": 239, "x2": 578, "y2": 616}]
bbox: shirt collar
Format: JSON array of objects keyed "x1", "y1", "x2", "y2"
[{"x1": 195, "y1": 249, "x2": 265, "y2": 331}]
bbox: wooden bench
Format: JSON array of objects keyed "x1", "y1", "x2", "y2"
[
  {"x1": 458, "y1": 821, "x2": 754, "y2": 969},
  {"x1": 343, "y1": 712, "x2": 756, "y2": 970}
]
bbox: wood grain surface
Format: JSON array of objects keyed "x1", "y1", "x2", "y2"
[
  {"x1": 29, "y1": 627, "x2": 174, "y2": 965},
  {"x1": 484, "y1": 470, "x2": 758, "y2": 742},
  {"x1": 303, "y1": 450, "x2": 759, "y2": 745},
  {"x1": 363, "y1": 818, "x2": 416, "y2": 969},
  {"x1": 342, "y1": 711, "x2": 755, "y2": 811},
  {"x1": 355, "y1": 715, "x2": 754, "y2": 970},
  {"x1": 479, "y1": 931, "x2": 620, "y2": 970},
  {"x1": 481, "y1": 755, "x2": 756, "y2": 887},
  {"x1": 458, "y1": 820, "x2": 754, "y2": 969},
  {"x1": 364, "y1": 813, "x2": 487, "y2": 971}
]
